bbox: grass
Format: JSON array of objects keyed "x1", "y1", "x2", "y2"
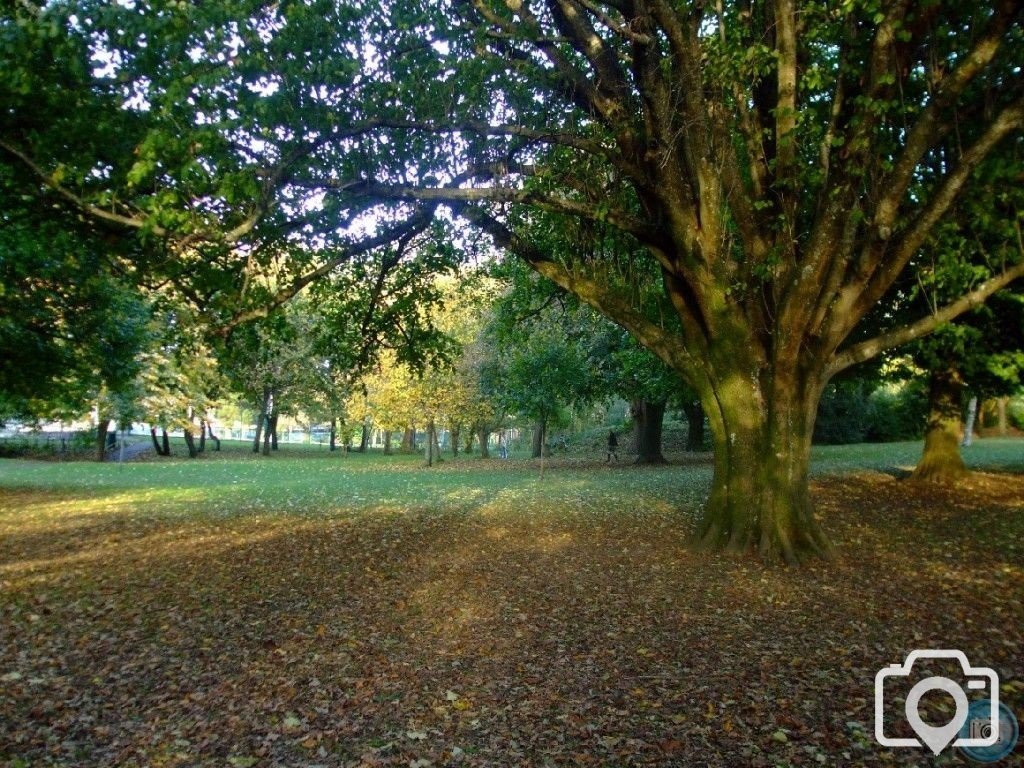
[{"x1": 1, "y1": 440, "x2": 1023, "y2": 766}]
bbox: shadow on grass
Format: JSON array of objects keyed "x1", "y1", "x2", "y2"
[{"x1": 1, "y1": 467, "x2": 1022, "y2": 766}]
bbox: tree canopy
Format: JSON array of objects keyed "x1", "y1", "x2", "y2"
[{"x1": 2, "y1": 0, "x2": 1022, "y2": 561}]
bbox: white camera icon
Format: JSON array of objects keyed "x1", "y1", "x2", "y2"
[{"x1": 875, "y1": 649, "x2": 999, "y2": 755}]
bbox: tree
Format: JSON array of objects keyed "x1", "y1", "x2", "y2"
[
  {"x1": 482, "y1": 293, "x2": 602, "y2": 460},
  {"x1": 4, "y1": 2, "x2": 1023, "y2": 562},
  {"x1": 887, "y1": 147, "x2": 1024, "y2": 481},
  {"x1": 0, "y1": 165, "x2": 151, "y2": 426},
  {"x1": 352, "y1": 0, "x2": 1024, "y2": 562}
]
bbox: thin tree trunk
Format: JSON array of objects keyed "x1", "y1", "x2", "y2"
[
  {"x1": 161, "y1": 428, "x2": 171, "y2": 456},
  {"x1": 450, "y1": 424, "x2": 460, "y2": 456},
  {"x1": 253, "y1": 386, "x2": 270, "y2": 453},
  {"x1": 329, "y1": 417, "x2": 337, "y2": 451},
  {"x1": 996, "y1": 396, "x2": 1009, "y2": 435},
  {"x1": 183, "y1": 427, "x2": 198, "y2": 459},
  {"x1": 96, "y1": 418, "x2": 111, "y2": 462},
  {"x1": 432, "y1": 425, "x2": 442, "y2": 461},
  {"x1": 401, "y1": 425, "x2": 415, "y2": 452},
  {"x1": 383, "y1": 430, "x2": 393, "y2": 455},
  {"x1": 205, "y1": 420, "x2": 221, "y2": 451},
  {"x1": 631, "y1": 400, "x2": 667, "y2": 464},
  {"x1": 912, "y1": 367, "x2": 969, "y2": 482},
  {"x1": 269, "y1": 413, "x2": 279, "y2": 451},
  {"x1": 425, "y1": 419, "x2": 435, "y2": 467},
  {"x1": 477, "y1": 427, "x2": 489, "y2": 458},
  {"x1": 198, "y1": 421, "x2": 206, "y2": 453},
  {"x1": 962, "y1": 396, "x2": 978, "y2": 446},
  {"x1": 684, "y1": 400, "x2": 705, "y2": 451},
  {"x1": 464, "y1": 428, "x2": 475, "y2": 454},
  {"x1": 531, "y1": 418, "x2": 546, "y2": 459},
  {"x1": 357, "y1": 422, "x2": 369, "y2": 452},
  {"x1": 150, "y1": 427, "x2": 164, "y2": 456}
]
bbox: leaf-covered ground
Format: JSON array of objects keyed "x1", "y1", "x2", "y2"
[{"x1": 1, "y1": 441, "x2": 1022, "y2": 767}]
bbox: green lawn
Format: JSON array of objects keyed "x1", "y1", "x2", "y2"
[{"x1": 1, "y1": 440, "x2": 1022, "y2": 766}]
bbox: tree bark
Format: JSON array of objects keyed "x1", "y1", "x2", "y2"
[
  {"x1": 183, "y1": 427, "x2": 198, "y2": 459},
  {"x1": 962, "y1": 396, "x2": 978, "y2": 446},
  {"x1": 477, "y1": 427, "x2": 490, "y2": 458},
  {"x1": 150, "y1": 427, "x2": 165, "y2": 456},
  {"x1": 329, "y1": 417, "x2": 337, "y2": 451},
  {"x1": 161, "y1": 428, "x2": 171, "y2": 456},
  {"x1": 996, "y1": 396, "x2": 1009, "y2": 435},
  {"x1": 198, "y1": 420, "x2": 206, "y2": 453},
  {"x1": 684, "y1": 400, "x2": 706, "y2": 452},
  {"x1": 631, "y1": 399, "x2": 667, "y2": 464},
  {"x1": 269, "y1": 413, "x2": 279, "y2": 451},
  {"x1": 205, "y1": 420, "x2": 221, "y2": 451},
  {"x1": 694, "y1": 369, "x2": 831, "y2": 566},
  {"x1": 450, "y1": 424, "x2": 460, "y2": 456},
  {"x1": 464, "y1": 428, "x2": 475, "y2": 454},
  {"x1": 531, "y1": 418, "x2": 546, "y2": 458},
  {"x1": 253, "y1": 386, "x2": 270, "y2": 454},
  {"x1": 401, "y1": 425, "x2": 415, "y2": 452},
  {"x1": 357, "y1": 421, "x2": 370, "y2": 452},
  {"x1": 912, "y1": 367, "x2": 969, "y2": 482},
  {"x1": 383, "y1": 430, "x2": 393, "y2": 455},
  {"x1": 96, "y1": 418, "x2": 111, "y2": 462},
  {"x1": 425, "y1": 419, "x2": 436, "y2": 467}
]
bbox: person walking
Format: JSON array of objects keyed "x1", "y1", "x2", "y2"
[{"x1": 606, "y1": 429, "x2": 618, "y2": 462}]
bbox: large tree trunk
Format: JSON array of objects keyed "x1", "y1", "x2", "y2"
[
  {"x1": 464, "y1": 428, "x2": 475, "y2": 454},
  {"x1": 912, "y1": 367, "x2": 968, "y2": 483},
  {"x1": 477, "y1": 427, "x2": 490, "y2": 458},
  {"x1": 383, "y1": 430, "x2": 393, "y2": 455},
  {"x1": 684, "y1": 400, "x2": 705, "y2": 451},
  {"x1": 253, "y1": 386, "x2": 270, "y2": 453},
  {"x1": 631, "y1": 399, "x2": 667, "y2": 464},
  {"x1": 161, "y1": 428, "x2": 171, "y2": 456},
  {"x1": 531, "y1": 418, "x2": 546, "y2": 458},
  {"x1": 96, "y1": 418, "x2": 111, "y2": 462},
  {"x1": 694, "y1": 369, "x2": 830, "y2": 566},
  {"x1": 357, "y1": 421, "x2": 370, "y2": 452}
]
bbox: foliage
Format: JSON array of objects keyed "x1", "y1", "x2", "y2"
[
  {"x1": 813, "y1": 378, "x2": 929, "y2": 445},
  {"x1": 0, "y1": 168, "x2": 151, "y2": 421},
  {"x1": 2, "y1": 0, "x2": 1023, "y2": 559}
]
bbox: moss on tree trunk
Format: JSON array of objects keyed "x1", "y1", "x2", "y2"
[
  {"x1": 693, "y1": 367, "x2": 830, "y2": 565},
  {"x1": 911, "y1": 367, "x2": 968, "y2": 483}
]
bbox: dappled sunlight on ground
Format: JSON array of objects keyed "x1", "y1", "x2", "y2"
[{"x1": 1, "y1": 451, "x2": 1022, "y2": 766}]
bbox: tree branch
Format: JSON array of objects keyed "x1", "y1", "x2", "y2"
[
  {"x1": 455, "y1": 202, "x2": 695, "y2": 376},
  {"x1": 216, "y1": 205, "x2": 437, "y2": 335},
  {"x1": 826, "y1": 260, "x2": 1024, "y2": 378}
]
